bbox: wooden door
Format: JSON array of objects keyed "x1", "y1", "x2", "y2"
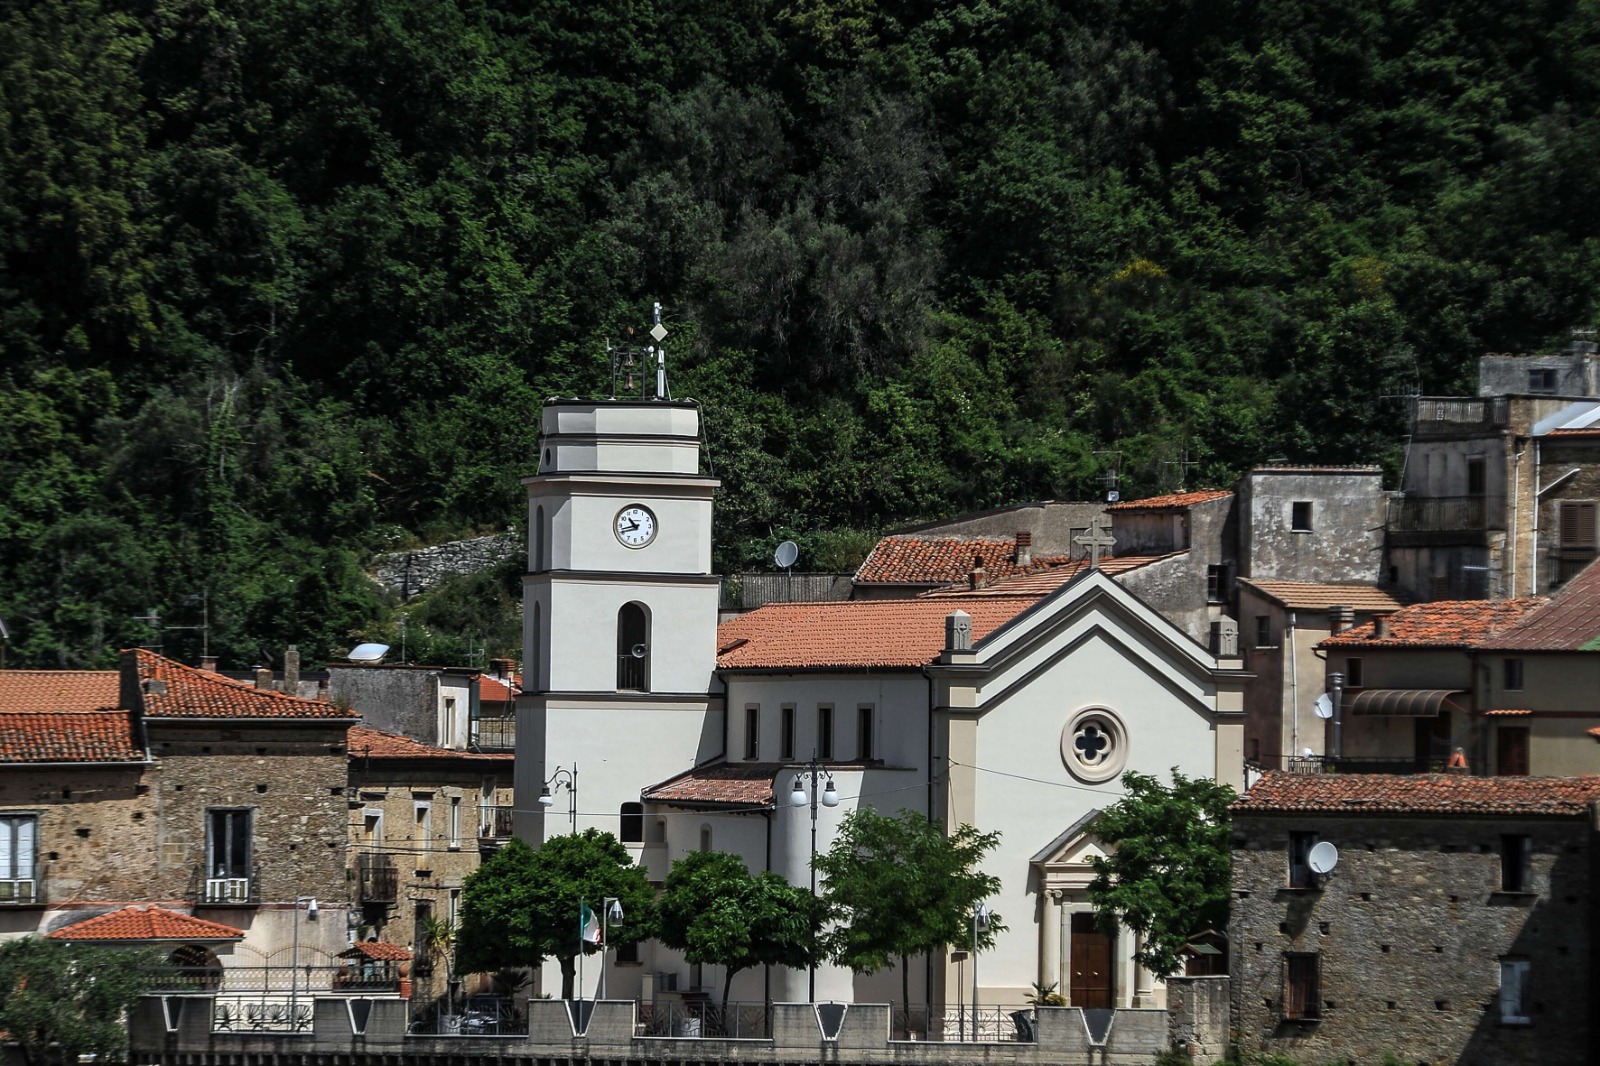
[
  {"x1": 1497, "y1": 727, "x2": 1530, "y2": 776},
  {"x1": 1069, "y1": 912, "x2": 1113, "y2": 1009}
]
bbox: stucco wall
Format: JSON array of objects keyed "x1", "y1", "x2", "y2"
[
  {"x1": 329, "y1": 666, "x2": 469, "y2": 745},
  {"x1": 1240, "y1": 471, "x2": 1385, "y2": 583}
]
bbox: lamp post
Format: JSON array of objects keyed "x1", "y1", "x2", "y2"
[
  {"x1": 789, "y1": 754, "x2": 838, "y2": 1002},
  {"x1": 539, "y1": 764, "x2": 578, "y2": 833},
  {"x1": 971, "y1": 901, "x2": 989, "y2": 1040},
  {"x1": 289, "y1": 896, "x2": 318, "y2": 1031},
  {"x1": 600, "y1": 897, "x2": 623, "y2": 1001}
]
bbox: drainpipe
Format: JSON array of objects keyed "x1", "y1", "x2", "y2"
[
  {"x1": 1532, "y1": 440, "x2": 1542, "y2": 594},
  {"x1": 1509, "y1": 443, "x2": 1524, "y2": 597},
  {"x1": 1329, "y1": 671, "x2": 1346, "y2": 760},
  {"x1": 922, "y1": 662, "x2": 938, "y2": 1023},
  {"x1": 1287, "y1": 611, "x2": 1299, "y2": 766}
]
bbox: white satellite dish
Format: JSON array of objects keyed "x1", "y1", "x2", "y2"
[
  {"x1": 1313, "y1": 692, "x2": 1334, "y2": 720},
  {"x1": 348, "y1": 642, "x2": 390, "y2": 663},
  {"x1": 774, "y1": 541, "x2": 799, "y2": 569},
  {"x1": 1308, "y1": 841, "x2": 1339, "y2": 875}
]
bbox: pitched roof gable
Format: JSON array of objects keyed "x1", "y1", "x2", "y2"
[
  {"x1": 48, "y1": 905, "x2": 244, "y2": 942},
  {"x1": 135, "y1": 649, "x2": 355, "y2": 719},
  {"x1": 1234, "y1": 772, "x2": 1600, "y2": 817},
  {"x1": 1478, "y1": 559, "x2": 1600, "y2": 651},
  {"x1": 1106, "y1": 489, "x2": 1232, "y2": 511},
  {"x1": 853, "y1": 535, "x2": 1067, "y2": 586},
  {"x1": 1239, "y1": 580, "x2": 1405, "y2": 612}
]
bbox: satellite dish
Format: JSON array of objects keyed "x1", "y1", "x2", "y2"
[
  {"x1": 1308, "y1": 841, "x2": 1339, "y2": 875},
  {"x1": 348, "y1": 642, "x2": 389, "y2": 663},
  {"x1": 1313, "y1": 693, "x2": 1334, "y2": 720},
  {"x1": 774, "y1": 541, "x2": 799, "y2": 569},
  {"x1": 1106, "y1": 490, "x2": 1120, "y2": 503}
]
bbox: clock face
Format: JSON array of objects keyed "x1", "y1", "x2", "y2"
[{"x1": 614, "y1": 505, "x2": 657, "y2": 548}]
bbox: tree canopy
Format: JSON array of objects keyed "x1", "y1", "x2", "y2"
[
  {"x1": 0, "y1": 938, "x2": 153, "y2": 1066},
  {"x1": 1086, "y1": 769, "x2": 1236, "y2": 979}
]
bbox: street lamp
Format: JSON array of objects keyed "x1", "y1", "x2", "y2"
[
  {"x1": 789, "y1": 754, "x2": 838, "y2": 1001},
  {"x1": 539, "y1": 764, "x2": 578, "y2": 833},
  {"x1": 289, "y1": 896, "x2": 318, "y2": 1031},
  {"x1": 600, "y1": 897, "x2": 624, "y2": 1001},
  {"x1": 971, "y1": 901, "x2": 990, "y2": 1040}
]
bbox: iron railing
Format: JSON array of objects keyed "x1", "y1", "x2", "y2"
[
  {"x1": 1411, "y1": 396, "x2": 1508, "y2": 431},
  {"x1": 211, "y1": 1001, "x2": 314, "y2": 1033},
  {"x1": 471, "y1": 716, "x2": 516, "y2": 752},
  {"x1": 143, "y1": 965, "x2": 355, "y2": 994},
  {"x1": 890, "y1": 1005, "x2": 1038, "y2": 1043},
  {"x1": 410, "y1": 1007, "x2": 527, "y2": 1037},
  {"x1": 617, "y1": 654, "x2": 649, "y2": 692},
  {"x1": 637, "y1": 1001, "x2": 771, "y2": 1039},
  {"x1": 355, "y1": 860, "x2": 399, "y2": 903},
  {"x1": 478, "y1": 805, "x2": 515, "y2": 839},
  {"x1": 1387, "y1": 494, "x2": 1504, "y2": 532},
  {"x1": 1289, "y1": 755, "x2": 1441, "y2": 775}
]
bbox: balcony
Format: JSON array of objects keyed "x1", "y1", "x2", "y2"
[
  {"x1": 195, "y1": 869, "x2": 258, "y2": 906},
  {"x1": 1411, "y1": 396, "x2": 1509, "y2": 436},
  {"x1": 356, "y1": 860, "x2": 399, "y2": 904},
  {"x1": 1387, "y1": 494, "x2": 1504, "y2": 533},
  {"x1": 477, "y1": 805, "x2": 514, "y2": 841},
  {"x1": 470, "y1": 715, "x2": 516, "y2": 752}
]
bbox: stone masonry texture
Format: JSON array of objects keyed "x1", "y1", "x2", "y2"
[{"x1": 371, "y1": 534, "x2": 519, "y2": 599}]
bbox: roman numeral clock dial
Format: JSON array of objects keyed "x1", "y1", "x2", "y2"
[{"x1": 614, "y1": 505, "x2": 657, "y2": 548}]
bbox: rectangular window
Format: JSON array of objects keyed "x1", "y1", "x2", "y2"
[
  {"x1": 413, "y1": 901, "x2": 433, "y2": 977},
  {"x1": 1497, "y1": 728, "x2": 1531, "y2": 777},
  {"x1": 1504, "y1": 658, "x2": 1524, "y2": 691},
  {"x1": 0, "y1": 814, "x2": 38, "y2": 898},
  {"x1": 1529, "y1": 368, "x2": 1558, "y2": 394},
  {"x1": 818, "y1": 705, "x2": 834, "y2": 760},
  {"x1": 414, "y1": 802, "x2": 432, "y2": 843},
  {"x1": 1345, "y1": 657, "x2": 1364, "y2": 688},
  {"x1": 616, "y1": 940, "x2": 640, "y2": 964},
  {"x1": 1561, "y1": 502, "x2": 1597, "y2": 549},
  {"x1": 1284, "y1": 953, "x2": 1321, "y2": 1020},
  {"x1": 1255, "y1": 615, "x2": 1273, "y2": 648},
  {"x1": 1206, "y1": 565, "x2": 1228, "y2": 604},
  {"x1": 1467, "y1": 456, "x2": 1487, "y2": 497},
  {"x1": 1288, "y1": 831, "x2": 1318, "y2": 889},
  {"x1": 1291, "y1": 501, "x2": 1313, "y2": 532},
  {"x1": 857, "y1": 705, "x2": 875, "y2": 761},
  {"x1": 1500, "y1": 958, "x2": 1531, "y2": 1024},
  {"x1": 1500, "y1": 834, "x2": 1532, "y2": 893},
  {"x1": 449, "y1": 797, "x2": 461, "y2": 848},
  {"x1": 443, "y1": 697, "x2": 457, "y2": 747},
  {"x1": 744, "y1": 705, "x2": 760, "y2": 759},
  {"x1": 620, "y1": 803, "x2": 645, "y2": 843},
  {"x1": 780, "y1": 705, "x2": 796, "y2": 761},
  {"x1": 206, "y1": 808, "x2": 251, "y2": 879}
]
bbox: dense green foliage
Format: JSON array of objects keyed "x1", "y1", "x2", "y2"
[
  {"x1": 814, "y1": 808, "x2": 1002, "y2": 1008},
  {"x1": 0, "y1": 938, "x2": 153, "y2": 1066},
  {"x1": 6, "y1": 0, "x2": 1600, "y2": 665},
  {"x1": 1087, "y1": 769, "x2": 1236, "y2": 979},
  {"x1": 456, "y1": 832, "x2": 654, "y2": 998}
]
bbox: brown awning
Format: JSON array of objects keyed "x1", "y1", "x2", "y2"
[{"x1": 1347, "y1": 689, "x2": 1468, "y2": 717}]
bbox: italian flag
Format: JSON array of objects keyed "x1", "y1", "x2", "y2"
[{"x1": 580, "y1": 901, "x2": 602, "y2": 945}]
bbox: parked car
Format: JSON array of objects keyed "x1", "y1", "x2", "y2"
[{"x1": 459, "y1": 995, "x2": 517, "y2": 1034}]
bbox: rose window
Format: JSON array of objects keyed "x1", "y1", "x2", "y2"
[{"x1": 1061, "y1": 708, "x2": 1128, "y2": 784}]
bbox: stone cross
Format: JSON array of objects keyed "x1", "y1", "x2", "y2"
[
  {"x1": 1211, "y1": 617, "x2": 1239, "y2": 657},
  {"x1": 1075, "y1": 514, "x2": 1116, "y2": 569},
  {"x1": 945, "y1": 610, "x2": 973, "y2": 652}
]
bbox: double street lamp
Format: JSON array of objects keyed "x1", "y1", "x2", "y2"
[
  {"x1": 539, "y1": 764, "x2": 578, "y2": 833},
  {"x1": 789, "y1": 757, "x2": 838, "y2": 1002}
]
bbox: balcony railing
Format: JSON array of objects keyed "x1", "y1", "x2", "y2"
[
  {"x1": 470, "y1": 716, "x2": 516, "y2": 752},
  {"x1": 194, "y1": 868, "x2": 258, "y2": 906},
  {"x1": 1387, "y1": 495, "x2": 1504, "y2": 532},
  {"x1": 478, "y1": 805, "x2": 514, "y2": 840},
  {"x1": 1411, "y1": 396, "x2": 1509, "y2": 432},
  {"x1": 356, "y1": 860, "x2": 399, "y2": 904},
  {"x1": 617, "y1": 654, "x2": 649, "y2": 692}
]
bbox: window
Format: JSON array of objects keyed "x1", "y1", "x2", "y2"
[
  {"x1": 449, "y1": 889, "x2": 461, "y2": 930},
  {"x1": 1255, "y1": 615, "x2": 1273, "y2": 648},
  {"x1": 1284, "y1": 954, "x2": 1321, "y2": 1020},
  {"x1": 620, "y1": 802, "x2": 644, "y2": 844},
  {"x1": 443, "y1": 698, "x2": 457, "y2": 747},
  {"x1": 780, "y1": 705, "x2": 796, "y2": 761},
  {"x1": 1504, "y1": 658, "x2": 1524, "y2": 691},
  {"x1": 534, "y1": 505, "x2": 545, "y2": 570},
  {"x1": 414, "y1": 802, "x2": 432, "y2": 843},
  {"x1": 1529, "y1": 368, "x2": 1558, "y2": 394},
  {"x1": 1560, "y1": 502, "x2": 1596, "y2": 549},
  {"x1": 817, "y1": 705, "x2": 834, "y2": 760},
  {"x1": 1291, "y1": 501, "x2": 1313, "y2": 532},
  {"x1": 616, "y1": 940, "x2": 640, "y2": 964},
  {"x1": 1206, "y1": 565, "x2": 1228, "y2": 604},
  {"x1": 744, "y1": 705, "x2": 760, "y2": 759},
  {"x1": 449, "y1": 797, "x2": 461, "y2": 848},
  {"x1": 1288, "y1": 831, "x2": 1318, "y2": 889},
  {"x1": 1500, "y1": 834, "x2": 1532, "y2": 893},
  {"x1": 1500, "y1": 958, "x2": 1531, "y2": 1024},
  {"x1": 617, "y1": 602, "x2": 650, "y2": 691},
  {"x1": 857, "y1": 705, "x2": 875, "y2": 761},
  {"x1": 1061, "y1": 707, "x2": 1129, "y2": 784},
  {"x1": 698, "y1": 824, "x2": 712, "y2": 852},
  {"x1": 1467, "y1": 457, "x2": 1487, "y2": 497},
  {"x1": 206, "y1": 809, "x2": 251, "y2": 880},
  {"x1": 1497, "y1": 727, "x2": 1531, "y2": 777},
  {"x1": 0, "y1": 813, "x2": 37, "y2": 898},
  {"x1": 413, "y1": 901, "x2": 433, "y2": 976},
  {"x1": 1345, "y1": 657, "x2": 1364, "y2": 688}
]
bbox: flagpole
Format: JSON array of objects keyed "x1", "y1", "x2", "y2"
[{"x1": 578, "y1": 897, "x2": 585, "y2": 1007}]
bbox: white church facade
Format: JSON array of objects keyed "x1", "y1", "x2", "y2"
[{"x1": 516, "y1": 396, "x2": 1246, "y2": 1013}]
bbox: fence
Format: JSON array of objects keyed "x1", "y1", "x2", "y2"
[
  {"x1": 1387, "y1": 494, "x2": 1504, "y2": 532},
  {"x1": 143, "y1": 965, "x2": 359, "y2": 994},
  {"x1": 891, "y1": 1005, "x2": 1038, "y2": 1043},
  {"x1": 637, "y1": 1001, "x2": 772, "y2": 1039}
]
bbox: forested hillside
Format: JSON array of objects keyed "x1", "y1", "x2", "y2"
[{"x1": 4, "y1": 0, "x2": 1599, "y2": 668}]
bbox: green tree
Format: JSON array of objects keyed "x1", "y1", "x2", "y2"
[
  {"x1": 0, "y1": 937, "x2": 153, "y2": 1066},
  {"x1": 1087, "y1": 769, "x2": 1236, "y2": 979},
  {"x1": 456, "y1": 832, "x2": 654, "y2": 999},
  {"x1": 813, "y1": 808, "x2": 1003, "y2": 1011},
  {"x1": 657, "y1": 850, "x2": 818, "y2": 1014}
]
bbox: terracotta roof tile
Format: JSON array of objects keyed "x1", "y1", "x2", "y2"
[
  {"x1": 642, "y1": 763, "x2": 784, "y2": 808},
  {"x1": 923, "y1": 553, "x2": 1181, "y2": 596},
  {"x1": 853, "y1": 535, "x2": 1063, "y2": 586},
  {"x1": 478, "y1": 674, "x2": 520, "y2": 702},
  {"x1": 340, "y1": 941, "x2": 412, "y2": 961},
  {"x1": 348, "y1": 725, "x2": 512, "y2": 763},
  {"x1": 136, "y1": 650, "x2": 355, "y2": 719},
  {"x1": 1239, "y1": 580, "x2": 1405, "y2": 612},
  {"x1": 1233, "y1": 772, "x2": 1600, "y2": 817},
  {"x1": 0, "y1": 671, "x2": 119, "y2": 712},
  {"x1": 1589, "y1": 726, "x2": 1600, "y2": 739},
  {"x1": 716, "y1": 597, "x2": 1041, "y2": 670},
  {"x1": 1478, "y1": 559, "x2": 1600, "y2": 651},
  {"x1": 1106, "y1": 489, "x2": 1232, "y2": 511},
  {"x1": 1320, "y1": 599, "x2": 1546, "y2": 649},
  {"x1": 0, "y1": 711, "x2": 144, "y2": 764},
  {"x1": 48, "y1": 906, "x2": 243, "y2": 942}
]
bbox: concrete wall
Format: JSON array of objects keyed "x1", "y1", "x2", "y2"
[
  {"x1": 329, "y1": 666, "x2": 477, "y2": 746},
  {"x1": 1240, "y1": 470, "x2": 1386, "y2": 583},
  {"x1": 1478, "y1": 351, "x2": 1600, "y2": 398},
  {"x1": 1111, "y1": 494, "x2": 1237, "y2": 646},
  {"x1": 1231, "y1": 810, "x2": 1597, "y2": 1065}
]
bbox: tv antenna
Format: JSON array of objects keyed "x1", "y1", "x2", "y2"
[
  {"x1": 163, "y1": 591, "x2": 210, "y2": 660},
  {"x1": 609, "y1": 304, "x2": 672, "y2": 401},
  {"x1": 1162, "y1": 448, "x2": 1200, "y2": 492},
  {"x1": 1094, "y1": 450, "x2": 1122, "y2": 504}
]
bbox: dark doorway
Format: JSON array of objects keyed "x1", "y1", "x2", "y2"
[
  {"x1": 1497, "y1": 726, "x2": 1530, "y2": 776},
  {"x1": 1069, "y1": 912, "x2": 1113, "y2": 1009},
  {"x1": 1414, "y1": 712, "x2": 1452, "y2": 770}
]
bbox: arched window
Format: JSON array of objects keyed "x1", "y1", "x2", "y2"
[
  {"x1": 617, "y1": 603, "x2": 650, "y2": 691},
  {"x1": 530, "y1": 601, "x2": 542, "y2": 691},
  {"x1": 534, "y1": 506, "x2": 545, "y2": 570},
  {"x1": 699, "y1": 824, "x2": 713, "y2": 852},
  {"x1": 620, "y1": 802, "x2": 644, "y2": 843}
]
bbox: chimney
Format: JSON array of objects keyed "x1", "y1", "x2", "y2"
[
  {"x1": 490, "y1": 657, "x2": 515, "y2": 679},
  {"x1": 254, "y1": 666, "x2": 273, "y2": 690},
  {"x1": 284, "y1": 645, "x2": 301, "y2": 694},
  {"x1": 1374, "y1": 614, "x2": 1392, "y2": 639},
  {"x1": 1015, "y1": 531, "x2": 1033, "y2": 569},
  {"x1": 317, "y1": 677, "x2": 330, "y2": 702},
  {"x1": 969, "y1": 554, "x2": 987, "y2": 591},
  {"x1": 1329, "y1": 605, "x2": 1353, "y2": 633},
  {"x1": 200, "y1": 655, "x2": 219, "y2": 673}
]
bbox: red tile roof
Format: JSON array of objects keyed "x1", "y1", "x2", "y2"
[
  {"x1": 348, "y1": 725, "x2": 512, "y2": 763},
  {"x1": 1319, "y1": 599, "x2": 1547, "y2": 649},
  {"x1": 853, "y1": 535, "x2": 1067, "y2": 586},
  {"x1": 1239, "y1": 580, "x2": 1405, "y2": 612},
  {"x1": 1478, "y1": 559, "x2": 1600, "y2": 651},
  {"x1": 0, "y1": 711, "x2": 145, "y2": 764},
  {"x1": 1106, "y1": 489, "x2": 1232, "y2": 511},
  {"x1": 135, "y1": 649, "x2": 355, "y2": 719},
  {"x1": 48, "y1": 906, "x2": 243, "y2": 942},
  {"x1": 716, "y1": 597, "x2": 1041, "y2": 670},
  {"x1": 643, "y1": 763, "x2": 783, "y2": 808},
  {"x1": 340, "y1": 941, "x2": 412, "y2": 961},
  {"x1": 923, "y1": 553, "x2": 1180, "y2": 596},
  {"x1": 1233, "y1": 772, "x2": 1600, "y2": 817},
  {"x1": 478, "y1": 673, "x2": 520, "y2": 703},
  {"x1": 0, "y1": 671, "x2": 119, "y2": 712}
]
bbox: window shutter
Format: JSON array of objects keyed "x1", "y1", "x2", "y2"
[
  {"x1": 0, "y1": 819, "x2": 13, "y2": 879},
  {"x1": 14, "y1": 817, "x2": 33, "y2": 879},
  {"x1": 1561, "y1": 502, "x2": 1597, "y2": 548}
]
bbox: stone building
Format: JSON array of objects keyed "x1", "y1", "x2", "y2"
[
  {"x1": 327, "y1": 663, "x2": 478, "y2": 750},
  {"x1": 1230, "y1": 772, "x2": 1600, "y2": 1065}
]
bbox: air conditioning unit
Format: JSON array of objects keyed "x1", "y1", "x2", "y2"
[
  {"x1": 205, "y1": 877, "x2": 250, "y2": 903},
  {"x1": 0, "y1": 879, "x2": 35, "y2": 904}
]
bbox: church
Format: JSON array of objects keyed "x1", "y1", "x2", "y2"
[{"x1": 515, "y1": 395, "x2": 1246, "y2": 1015}]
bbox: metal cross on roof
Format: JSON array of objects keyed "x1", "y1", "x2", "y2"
[{"x1": 1075, "y1": 515, "x2": 1116, "y2": 569}]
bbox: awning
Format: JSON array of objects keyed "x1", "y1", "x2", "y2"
[{"x1": 1347, "y1": 689, "x2": 1467, "y2": 717}]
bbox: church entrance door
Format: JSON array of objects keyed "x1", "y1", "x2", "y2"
[{"x1": 1069, "y1": 912, "x2": 1112, "y2": 1008}]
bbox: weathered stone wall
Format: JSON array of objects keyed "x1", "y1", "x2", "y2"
[
  {"x1": 1240, "y1": 470, "x2": 1386, "y2": 584},
  {"x1": 371, "y1": 534, "x2": 519, "y2": 599},
  {"x1": 1114, "y1": 494, "x2": 1237, "y2": 646},
  {"x1": 1230, "y1": 810, "x2": 1596, "y2": 1065}
]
